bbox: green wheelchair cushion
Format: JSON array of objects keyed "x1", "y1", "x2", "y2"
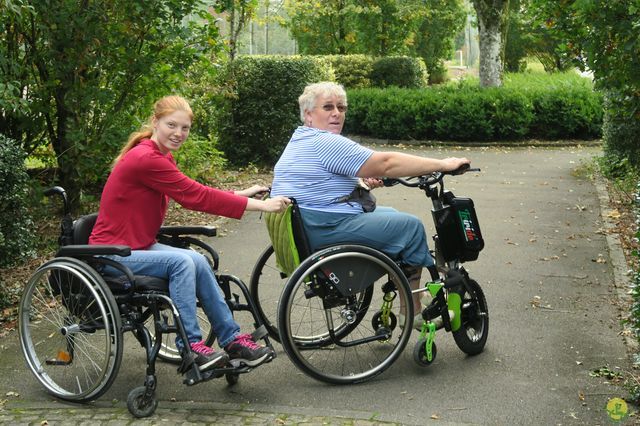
[{"x1": 265, "y1": 205, "x2": 301, "y2": 276}]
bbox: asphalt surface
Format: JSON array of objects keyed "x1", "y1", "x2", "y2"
[{"x1": 1, "y1": 145, "x2": 636, "y2": 425}]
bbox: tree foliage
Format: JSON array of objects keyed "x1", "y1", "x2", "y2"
[
  {"x1": 214, "y1": 0, "x2": 259, "y2": 60},
  {"x1": 282, "y1": 0, "x2": 464, "y2": 83},
  {"x1": 526, "y1": 0, "x2": 639, "y2": 166},
  {"x1": 0, "y1": 0, "x2": 222, "y2": 210},
  {"x1": 518, "y1": 0, "x2": 575, "y2": 72},
  {"x1": 414, "y1": 0, "x2": 466, "y2": 84}
]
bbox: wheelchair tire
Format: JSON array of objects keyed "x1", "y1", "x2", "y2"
[
  {"x1": 249, "y1": 245, "x2": 286, "y2": 342},
  {"x1": 452, "y1": 278, "x2": 489, "y2": 355},
  {"x1": 145, "y1": 306, "x2": 215, "y2": 364},
  {"x1": 277, "y1": 245, "x2": 413, "y2": 384},
  {"x1": 127, "y1": 386, "x2": 158, "y2": 418},
  {"x1": 19, "y1": 257, "x2": 123, "y2": 402}
]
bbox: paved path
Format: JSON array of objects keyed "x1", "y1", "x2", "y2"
[{"x1": 1, "y1": 146, "x2": 636, "y2": 425}]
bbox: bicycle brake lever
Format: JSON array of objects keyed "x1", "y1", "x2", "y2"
[{"x1": 381, "y1": 177, "x2": 399, "y2": 187}]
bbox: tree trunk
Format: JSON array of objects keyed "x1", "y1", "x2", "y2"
[
  {"x1": 50, "y1": 90, "x2": 82, "y2": 212},
  {"x1": 473, "y1": 0, "x2": 508, "y2": 87}
]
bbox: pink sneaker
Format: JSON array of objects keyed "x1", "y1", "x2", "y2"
[
  {"x1": 190, "y1": 340, "x2": 228, "y2": 371},
  {"x1": 224, "y1": 334, "x2": 274, "y2": 367}
]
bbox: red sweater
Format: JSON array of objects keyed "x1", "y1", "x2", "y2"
[{"x1": 89, "y1": 139, "x2": 248, "y2": 250}]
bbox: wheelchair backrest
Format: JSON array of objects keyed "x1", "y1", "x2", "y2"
[
  {"x1": 72, "y1": 213, "x2": 98, "y2": 245},
  {"x1": 264, "y1": 199, "x2": 311, "y2": 276}
]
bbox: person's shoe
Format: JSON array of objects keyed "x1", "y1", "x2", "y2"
[
  {"x1": 224, "y1": 333, "x2": 275, "y2": 367},
  {"x1": 190, "y1": 340, "x2": 229, "y2": 372},
  {"x1": 399, "y1": 313, "x2": 424, "y2": 331}
]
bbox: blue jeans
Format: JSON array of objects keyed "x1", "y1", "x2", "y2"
[
  {"x1": 300, "y1": 206, "x2": 434, "y2": 267},
  {"x1": 103, "y1": 243, "x2": 240, "y2": 349}
]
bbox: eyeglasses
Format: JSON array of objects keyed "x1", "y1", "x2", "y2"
[{"x1": 320, "y1": 103, "x2": 348, "y2": 113}]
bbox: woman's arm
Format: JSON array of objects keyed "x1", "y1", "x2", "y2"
[
  {"x1": 234, "y1": 184, "x2": 270, "y2": 198},
  {"x1": 357, "y1": 151, "x2": 469, "y2": 178}
]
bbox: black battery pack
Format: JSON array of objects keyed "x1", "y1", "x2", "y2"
[{"x1": 432, "y1": 193, "x2": 484, "y2": 262}]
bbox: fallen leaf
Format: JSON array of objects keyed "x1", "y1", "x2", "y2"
[
  {"x1": 607, "y1": 209, "x2": 621, "y2": 219},
  {"x1": 431, "y1": 414, "x2": 440, "y2": 420},
  {"x1": 531, "y1": 296, "x2": 542, "y2": 307}
]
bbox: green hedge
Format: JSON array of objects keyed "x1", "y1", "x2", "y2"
[
  {"x1": 216, "y1": 55, "x2": 333, "y2": 166},
  {"x1": 370, "y1": 56, "x2": 428, "y2": 89},
  {"x1": 344, "y1": 72, "x2": 603, "y2": 141},
  {"x1": 321, "y1": 54, "x2": 427, "y2": 89},
  {"x1": 0, "y1": 134, "x2": 36, "y2": 270},
  {"x1": 324, "y1": 54, "x2": 374, "y2": 89}
]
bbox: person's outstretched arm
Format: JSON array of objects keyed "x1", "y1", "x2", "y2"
[{"x1": 357, "y1": 151, "x2": 469, "y2": 178}]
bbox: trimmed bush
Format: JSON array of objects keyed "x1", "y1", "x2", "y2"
[
  {"x1": 324, "y1": 55, "x2": 374, "y2": 89},
  {"x1": 0, "y1": 134, "x2": 36, "y2": 269},
  {"x1": 344, "y1": 72, "x2": 602, "y2": 142},
  {"x1": 216, "y1": 55, "x2": 333, "y2": 167},
  {"x1": 434, "y1": 89, "x2": 495, "y2": 141},
  {"x1": 370, "y1": 56, "x2": 428, "y2": 89}
]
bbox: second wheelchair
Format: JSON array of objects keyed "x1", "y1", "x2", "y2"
[{"x1": 18, "y1": 187, "x2": 274, "y2": 418}]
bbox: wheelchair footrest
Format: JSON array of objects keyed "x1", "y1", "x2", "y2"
[{"x1": 182, "y1": 364, "x2": 251, "y2": 386}]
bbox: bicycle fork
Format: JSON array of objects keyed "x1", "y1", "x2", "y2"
[{"x1": 416, "y1": 278, "x2": 464, "y2": 361}]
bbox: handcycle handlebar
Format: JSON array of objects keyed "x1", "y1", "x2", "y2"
[{"x1": 381, "y1": 164, "x2": 480, "y2": 188}]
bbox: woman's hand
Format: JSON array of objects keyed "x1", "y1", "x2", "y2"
[
  {"x1": 360, "y1": 178, "x2": 384, "y2": 190},
  {"x1": 262, "y1": 196, "x2": 291, "y2": 213},
  {"x1": 235, "y1": 184, "x2": 270, "y2": 199},
  {"x1": 245, "y1": 195, "x2": 291, "y2": 213}
]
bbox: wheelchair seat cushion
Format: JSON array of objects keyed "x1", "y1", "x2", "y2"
[{"x1": 265, "y1": 205, "x2": 302, "y2": 276}]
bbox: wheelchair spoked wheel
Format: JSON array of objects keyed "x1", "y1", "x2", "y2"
[
  {"x1": 249, "y1": 245, "x2": 286, "y2": 342},
  {"x1": 252, "y1": 246, "x2": 375, "y2": 347},
  {"x1": 277, "y1": 245, "x2": 413, "y2": 384},
  {"x1": 144, "y1": 305, "x2": 215, "y2": 364},
  {"x1": 18, "y1": 257, "x2": 123, "y2": 402},
  {"x1": 452, "y1": 278, "x2": 489, "y2": 355}
]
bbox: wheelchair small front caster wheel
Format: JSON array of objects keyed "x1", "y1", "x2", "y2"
[
  {"x1": 127, "y1": 386, "x2": 158, "y2": 418},
  {"x1": 226, "y1": 373, "x2": 239, "y2": 386},
  {"x1": 371, "y1": 311, "x2": 397, "y2": 331},
  {"x1": 413, "y1": 339, "x2": 437, "y2": 367}
]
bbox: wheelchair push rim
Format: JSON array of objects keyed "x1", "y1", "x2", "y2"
[{"x1": 18, "y1": 258, "x2": 123, "y2": 402}]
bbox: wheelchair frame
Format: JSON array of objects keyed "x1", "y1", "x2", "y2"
[{"x1": 18, "y1": 187, "x2": 273, "y2": 418}]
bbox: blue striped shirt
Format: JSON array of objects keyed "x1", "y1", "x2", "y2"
[{"x1": 272, "y1": 126, "x2": 374, "y2": 214}]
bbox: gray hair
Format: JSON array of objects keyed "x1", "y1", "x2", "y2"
[{"x1": 298, "y1": 82, "x2": 347, "y2": 123}]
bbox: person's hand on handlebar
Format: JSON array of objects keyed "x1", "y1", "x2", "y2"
[
  {"x1": 440, "y1": 157, "x2": 470, "y2": 173},
  {"x1": 360, "y1": 178, "x2": 384, "y2": 190}
]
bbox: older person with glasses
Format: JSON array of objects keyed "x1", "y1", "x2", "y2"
[{"x1": 270, "y1": 81, "x2": 470, "y2": 329}]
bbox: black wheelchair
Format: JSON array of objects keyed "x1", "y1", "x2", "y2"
[{"x1": 18, "y1": 187, "x2": 274, "y2": 418}]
